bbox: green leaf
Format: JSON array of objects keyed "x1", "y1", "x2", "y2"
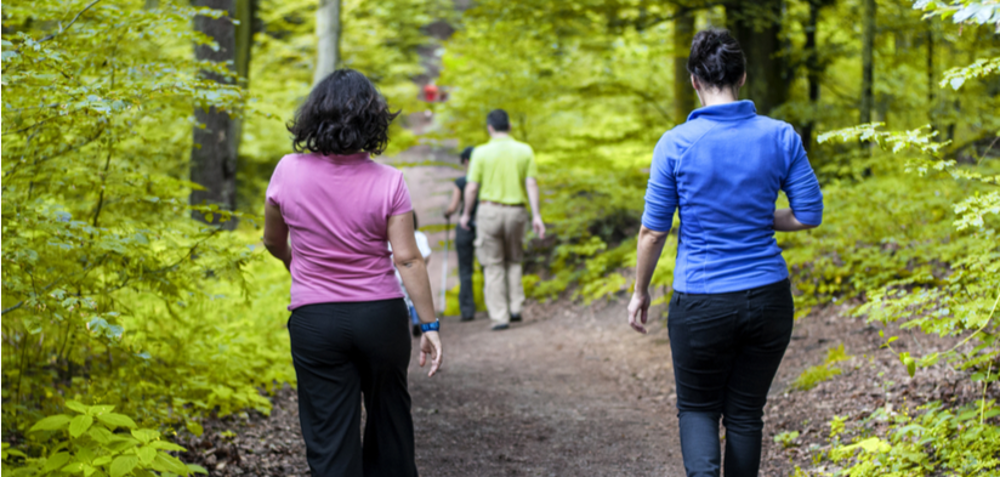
[
  {"x1": 69, "y1": 414, "x2": 94, "y2": 438},
  {"x1": 42, "y1": 452, "x2": 71, "y2": 472},
  {"x1": 29, "y1": 414, "x2": 72, "y2": 432},
  {"x1": 149, "y1": 441, "x2": 186, "y2": 452},
  {"x1": 152, "y1": 452, "x2": 190, "y2": 475},
  {"x1": 88, "y1": 425, "x2": 115, "y2": 444},
  {"x1": 92, "y1": 456, "x2": 113, "y2": 466},
  {"x1": 65, "y1": 400, "x2": 91, "y2": 414},
  {"x1": 131, "y1": 428, "x2": 160, "y2": 444},
  {"x1": 97, "y1": 413, "x2": 137, "y2": 429},
  {"x1": 137, "y1": 446, "x2": 157, "y2": 465},
  {"x1": 110, "y1": 455, "x2": 139, "y2": 477},
  {"x1": 188, "y1": 463, "x2": 210, "y2": 474},
  {"x1": 186, "y1": 420, "x2": 204, "y2": 437}
]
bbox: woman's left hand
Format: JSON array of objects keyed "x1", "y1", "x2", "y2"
[
  {"x1": 419, "y1": 331, "x2": 443, "y2": 377},
  {"x1": 627, "y1": 290, "x2": 651, "y2": 334}
]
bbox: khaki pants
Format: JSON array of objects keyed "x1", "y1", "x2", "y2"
[{"x1": 474, "y1": 203, "x2": 528, "y2": 325}]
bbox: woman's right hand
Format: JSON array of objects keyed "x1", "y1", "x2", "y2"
[
  {"x1": 627, "y1": 290, "x2": 651, "y2": 334},
  {"x1": 419, "y1": 331, "x2": 443, "y2": 377}
]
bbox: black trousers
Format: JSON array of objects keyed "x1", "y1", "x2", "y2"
[
  {"x1": 455, "y1": 225, "x2": 477, "y2": 318},
  {"x1": 667, "y1": 279, "x2": 794, "y2": 477},
  {"x1": 288, "y1": 300, "x2": 417, "y2": 477}
]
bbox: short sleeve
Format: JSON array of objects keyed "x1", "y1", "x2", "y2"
[
  {"x1": 467, "y1": 149, "x2": 483, "y2": 184},
  {"x1": 265, "y1": 158, "x2": 287, "y2": 207},
  {"x1": 389, "y1": 172, "x2": 414, "y2": 217},
  {"x1": 781, "y1": 128, "x2": 824, "y2": 226},
  {"x1": 525, "y1": 146, "x2": 538, "y2": 178},
  {"x1": 641, "y1": 135, "x2": 679, "y2": 232}
]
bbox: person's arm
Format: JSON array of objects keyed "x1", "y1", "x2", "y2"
[
  {"x1": 388, "y1": 212, "x2": 442, "y2": 377},
  {"x1": 263, "y1": 202, "x2": 292, "y2": 270},
  {"x1": 526, "y1": 177, "x2": 545, "y2": 239},
  {"x1": 774, "y1": 208, "x2": 817, "y2": 231},
  {"x1": 627, "y1": 226, "x2": 669, "y2": 334},
  {"x1": 778, "y1": 128, "x2": 824, "y2": 231},
  {"x1": 459, "y1": 181, "x2": 479, "y2": 231},
  {"x1": 628, "y1": 134, "x2": 677, "y2": 334},
  {"x1": 444, "y1": 184, "x2": 462, "y2": 218}
]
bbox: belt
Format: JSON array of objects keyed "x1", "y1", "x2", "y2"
[{"x1": 482, "y1": 201, "x2": 525, "y2": 208}]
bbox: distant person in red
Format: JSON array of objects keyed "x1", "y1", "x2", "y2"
[{"x1": 423, "y1": 83, "x2": 439, "y2": 102}]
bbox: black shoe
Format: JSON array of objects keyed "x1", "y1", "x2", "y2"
[
  {"x1": 491, "y1": 323, "x2": 509, "y2": 331},
  {"x1": 510, "y1": 313, "x2": 522, "y2": 323},
  {"x1": 460, "y1": 315, "x2": 475, "y2": 322},
  {"x1": 412, "y1": 324, "x2": 422, "y2": 337}
]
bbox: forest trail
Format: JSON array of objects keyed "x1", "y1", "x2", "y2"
[{"x1": 177, "y1": 147, "x2": 992, "y2": 476}]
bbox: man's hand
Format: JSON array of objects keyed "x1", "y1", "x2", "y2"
[
  {"x1": 532, "y1": 216, "x2": 546, "y2": 239},
  {"x1": 419, "y1": 331, "x2": 443, "y2": 377},
  {"x1": 459, "y1": 213, "x2": 472, "y2": 231},
  {"x1": 627, "y1": 290, "x2": 651, "y2": 334}
]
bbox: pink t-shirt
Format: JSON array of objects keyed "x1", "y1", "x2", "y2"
[{"x1": 266, "y1": 152, "x2": 412, "y2": 309}]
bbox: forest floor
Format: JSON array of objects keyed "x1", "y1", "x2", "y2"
[
  {"x1": 177, "y1": 295, "x2": 992, "y2": 477},
  {"x1": 176, "y1": 142, "x2": 994, "y2": 476}
]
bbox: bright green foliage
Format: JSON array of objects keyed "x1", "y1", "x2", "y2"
[
  {"x1": 828, "y1": 402, "x2": 1000, "y2": 476},
  {"x1": 774, "y1": 430, "x2": 802, "y2": 449},
  {"x1": 0, "y1": 0, "x2": 300, "y2": 466},
  {"x1": 1, "y1": 401, "x2": 206, "y2": 477},
  {"x1": 793, "y1": 344, "x2": 853, "y2": 391}
]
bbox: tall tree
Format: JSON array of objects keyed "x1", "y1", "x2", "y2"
[
  {"x1": 726, "y1": 0, "x2": 787, "y2": 116},
  {"x1": 859, "y1": 0, "x2": 875, "y2": 126},
  {"x1": 674, "y1": 8, "x2": 696, "y2": 126},
  {"x1": 191, "y1": 0, "x2": 238, "y2": 228},
  {"x1": 801, "y1": 0, "x2": 833, "y2": 153},
  {"x1": 314, "y1": 0, "x2": 342, "y2": 85}
]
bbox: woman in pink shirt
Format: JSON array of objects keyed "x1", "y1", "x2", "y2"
[{"x1": 263, "y1": 69, "x2": 442, "y2": 477}]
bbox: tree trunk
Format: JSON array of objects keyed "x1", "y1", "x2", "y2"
[
  {"x1": 860, "y1": 0, "x2": 875, "y2": 125},
  {"x1": 926, "y1": 26, "x2": 935, "y2": 132},
  {"x1": 802, "y1": 0, "x2": 821, "y2": 154},
  {"x1": 673, "y1": 9, "x2": 696, "y2": 126},
  {"x1": 229, "y1": 0, "x2": 256, "y2": 178},
  {"x1": 191, "y1": 0, "x2": 238, "y2": 229},
  {"x1": 726, "y1": 0, "x2": 787, "y2": 116},
  {"x1": 314, "y1": 0, "x2": 342, "y2": 85}
]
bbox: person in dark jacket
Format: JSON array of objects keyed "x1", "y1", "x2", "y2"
[
  {"x1": 444, "y1": 146, "x2": 478, "y2": 321},
  {"x1": 627, "y1": 29, "x2": 823, "y2": 477}
]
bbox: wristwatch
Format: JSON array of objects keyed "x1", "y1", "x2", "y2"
[{"x1": 420, "y1": 320, "x2": 440, "y2": 333}]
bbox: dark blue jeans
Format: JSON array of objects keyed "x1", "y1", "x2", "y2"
[{"x1": 667, "y1": 279, "x2": 794, "y2": 477}]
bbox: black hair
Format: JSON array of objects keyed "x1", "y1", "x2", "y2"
[
  {"x1": 412, "y1": 211, "x2": 419, "y2": 230},
  {"x1": 287, "y1": 68, "x2": 400, "y2": 156},
  {"x1": 687, "y1": 29, "x2": 746, "y2": 90},
  {"x1": 486, "y1": 109, "x2": 510, "y2": 132},
  {"x1": 460, "y1": 146, "x2": 474, "y2": 163}
]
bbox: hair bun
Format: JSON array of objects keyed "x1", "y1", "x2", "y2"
[{"x1": 687, "y1": 28, "x2": 746, "y2": 89}]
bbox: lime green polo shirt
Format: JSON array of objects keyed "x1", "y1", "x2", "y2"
[{"x1": 467, "y1": 136, "x2": 538, "y2": 205}]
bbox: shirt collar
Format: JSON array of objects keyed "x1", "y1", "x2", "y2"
[{"x1": 687, "y1": 100, "x2": 757, "y2": 122}]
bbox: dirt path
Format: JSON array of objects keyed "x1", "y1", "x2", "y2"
[{"x1": 178, "y1": 148, "x2": 996, "y2": 476}]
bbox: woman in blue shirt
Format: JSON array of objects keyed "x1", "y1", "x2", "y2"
[{"x1": 627, "y1": 29, "x2": 823, "y2": 477}]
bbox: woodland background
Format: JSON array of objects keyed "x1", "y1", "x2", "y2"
[{"x1": 2, "y1": 0, "x2": 999, "y2": 475}]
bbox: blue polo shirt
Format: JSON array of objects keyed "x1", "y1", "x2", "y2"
[{"x1": 641, "y1": 100, "x2": 823, "y2": 294}]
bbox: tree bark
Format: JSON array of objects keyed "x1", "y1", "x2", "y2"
[
  {"x1": 860, "y1": 0, "x2": 875, "y2": 125},
  {"x1": 191, "y1": 0, "x2": 238, "y2": 229},
  {"x1": 802, "y1": 0, "x2": 822, "y2": 154},
  {"x1": 314, "y1": 0, "x2": 342, "y2": 85},
  {"x1": 673, "y1": 8, "x2": 696, "y2": 126},
  {"x1": 926, "y1": 25, "x2": 935, "y2": 132},
  {"x1": 726, "y1": 0, "x2": 787, "y2": 116}
]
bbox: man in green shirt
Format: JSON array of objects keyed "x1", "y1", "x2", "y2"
[{"x1": 460, "y1": 109, "x2": 545, "y2": 331}]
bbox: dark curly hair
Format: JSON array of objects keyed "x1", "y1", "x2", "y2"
[
  {"x1": 287, "y1": 69, "x2": 400, "y2": 156},
  {"x1": 687, "y1": 29, "x2": 746, "y2": 90}
]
